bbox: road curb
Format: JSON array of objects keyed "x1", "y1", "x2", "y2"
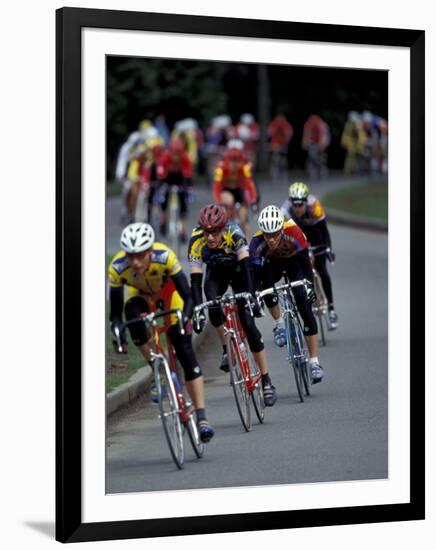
[
  {"x1": 327, "y1": 208, "x2": 388, "y2": 233},
  {"x1": 106, "y1": 322, "x2": 212, "y2": 417}
]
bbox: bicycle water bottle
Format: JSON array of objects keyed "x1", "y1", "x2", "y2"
[{"x1": 171, "y1": 371, "x2": 182, "y2": 393}]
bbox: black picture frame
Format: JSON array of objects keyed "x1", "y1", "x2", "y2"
[{"x1": 56, "y1": 7, "x2": 425, "y2": 543}]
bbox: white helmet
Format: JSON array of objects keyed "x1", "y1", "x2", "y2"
[
  {"x1": 240, "y1": 113, "x2": 255, "y2": 125},
  {"x1": 227, "y1": 138, "x2": 244, "y2": 150},
  {"x1": 258, "y1": 205, "x2": 284, "y2": 233},
  {"x1": 120, "y1": 223, "x2": 155, "y2": 253},
  {"x1": 237, "y1": 124, "x2": 251, "y2": 141}
]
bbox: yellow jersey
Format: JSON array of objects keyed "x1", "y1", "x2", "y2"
[{"x1": 108, "y1": 242, "x2": 182, "y2": 301}]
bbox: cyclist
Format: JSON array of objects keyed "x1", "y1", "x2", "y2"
[
  {"x1": 212, "y1": 143, "x2": 258, "y2": 237},
  {"x1": 188, "y1": 204, "x2": 277, "y2": 406},
  {"x1": 156, "y1": 137, "x2": 193, "y2": 242},
  {"x1": 301, "y1": 114, "x2": 330, "y2": 179},
  {"x1": 115, "y1": 128, "x2": 149, "y2": 224},
  {"x1": 108, "y1": 222, "x2": 214, "y2": 442},
  {"x1": 268, "y1": 114, "x2": 293, "y2": 175},
  {"x1": 249, "y1": 205, "x2": 324, "y2": 384},
  {"x1": 281, "y1": 182, "x2": 338, "y2": 329}
]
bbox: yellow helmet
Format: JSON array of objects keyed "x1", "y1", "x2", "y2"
[
  {"x1": 138, "y1": 119, "x2": 152, "y2": 131},
  {"x1": 288, "y1": 182, "x2": 309, "y2": 201}
]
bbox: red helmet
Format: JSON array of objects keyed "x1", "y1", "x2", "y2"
[
  {"x1": 169, "y1": 137, "x2": 185, "y2": 154},
  {"x1": 198, "y1": 204, "x2": 228, "y2": 230},
  {"x1": 226, "y1": 148, "x2": 244, "y2": 162}
]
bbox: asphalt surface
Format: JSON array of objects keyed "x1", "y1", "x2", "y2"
[{"x1": 106, "y1": 173, "x2": 388, "y2": 493}]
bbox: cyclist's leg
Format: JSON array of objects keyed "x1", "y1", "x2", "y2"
[
  {"x1": 233, "y1": 270, "x2": 277, "y2": 405},
  {"x1": 204, "y1": 267, "x2": 230, "y2": 371},
  {"x1": 124, "y1": 293, "x2": 152, "y2": 360},
  {"x1": 255, "y1": 261, "x2": 286, "y2": 346},
  {"x1": 314, "y1": 253, "x2": 334, "y2": 306}
]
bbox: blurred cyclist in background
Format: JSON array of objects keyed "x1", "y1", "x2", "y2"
[
  {"x1": 157, "y1": 137, "x2": 193, "y2": 242},
  {"x1": 281, "y1": 182, "x2": 338, "y2": 329},
  {"x1": 127, "y1": 127, "x2": 165, "y2": 224},
  {"x1": 340, "y1": 111, "x2": 366, "y2": 176},
  {"x1": 236, "y1": 113, "x2": 260, "y2": 168},
  {"x1": 115, "y1": 122, "x2": 152, "y2": 224},
  {"x1": 172, "y1": 118, "x2": 204, "y2": 172},
  {"x1": 302, "y1": 114, "x2": 330, "y2": 180},
  {"x1": 268, "y1": 114, "x2": 294, "y2": 180},
  {"x1": 212, "y1": 140, "x2": 258, "y2": 237},
  {"x1": 205, "y1": 115, "x2": 232, "y2": 180}
]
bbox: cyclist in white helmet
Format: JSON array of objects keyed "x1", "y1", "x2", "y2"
[
  {"x1": 107, "y1": 222, "x2": 214, "y2": 442},
  {"x1": 281, "y1": 182, "x2": 338, "y2": 329},
  {"x1": 249, "y1": 206, "x2": 324, "y2": 383}
]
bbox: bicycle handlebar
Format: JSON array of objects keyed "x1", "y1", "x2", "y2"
[
  {"x1": 309, "y1": 245, "x2": 331, "y2": 257},
  {"x1": 256, "y1": 279, "x2": 310, "y2": 303},
  {"x1": 193, "y1": 292, "x2": 255, "y2": 331},
  {"x1": 112, "y1": 308, "x2": 185, "y2": 352}
]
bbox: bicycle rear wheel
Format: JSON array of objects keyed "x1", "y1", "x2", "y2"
[
  {"x1": 155, "y1": 357, "x2": 184, "y2": 469},
  {"x1": 247, "y1": 347, "x2": 265, "y2": 424},
  {"x1": 185, "y1": 409, "x2": 204, "y2": 458},
  {"x1": 228, "y1": 335, "x2": 251, "y2": 432},
  {"x1": 285, "y1": 313, "x2": 305, "y2": 403}
]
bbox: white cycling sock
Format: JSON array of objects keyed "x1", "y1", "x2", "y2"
[
  {"x1": 309, "y1": 356, "x2": 319, "y2": 365},
  {"x1": 274, "y1": 317, "x2": 284, "y2": 329}
]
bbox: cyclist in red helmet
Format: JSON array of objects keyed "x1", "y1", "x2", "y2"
[
  {"x1": 212, "y1": 142, "x2": 258, "y2": 237},
  {"x1": 188, "y1": 204, "x2": 277, "y2": 407},
  {"x1": 157, "y1": 137, "x2": 193, "y2": 242}
]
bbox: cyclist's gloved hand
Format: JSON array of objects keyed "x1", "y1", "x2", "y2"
[
  {"x1": 193, "y1": 313, "x2": 206, "y2": 334},
  {"x1": 251, "y1": 297, "x2": 263, "y2": 318},
  {"x1": 326, "y1": 250, "x2": 336, "y2": 263},
  {"x1": 111, "y1": 322, "x2": 128, "y2": 354},
  {"x1": 306, "y1": 284, "x2": 317, "y2": 305}
]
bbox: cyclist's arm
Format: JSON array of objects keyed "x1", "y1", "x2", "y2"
[
  {"x1": 190, "y1": 267, "x2": 204, "y2": 307},
  {"x1": 317, "y1": 218, "x2": 332, "y2": 249},
  {"x1": 109, "y1": 286, "x2": 124, "y2": 325},
  {"x1": 171, "y1": 271, "x2": 194, "y2": 320}
]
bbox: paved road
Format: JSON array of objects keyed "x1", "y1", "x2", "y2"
[{"x1": 106, "y1": 176, "x2": 388, "y2": 492}]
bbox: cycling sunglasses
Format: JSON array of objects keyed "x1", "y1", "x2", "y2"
[
  {"x1": 203, "y1": 227, "x2": 223, "y2": 236},
  {"x1": 291, "y1": 200, "x2": 306, "y2": 207}
]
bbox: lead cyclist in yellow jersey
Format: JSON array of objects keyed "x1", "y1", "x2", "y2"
[{"x1": 108, "y1": 222, "x2": 214, "y2": 442}]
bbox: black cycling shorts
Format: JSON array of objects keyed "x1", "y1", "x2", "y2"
[
  {"x1": 204, "y1": 264, "x2": 264, "y2": 353},
  {"x1": 124, "y1": 296, "x2": 202, "y2": 381}
]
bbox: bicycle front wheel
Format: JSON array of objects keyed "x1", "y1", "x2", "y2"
[
  {"x1": 228, "y1": 336, "x2": 251, "y2": 432},
  {"x1": 285, "y1": 313, "x2": 305, "y2": 403},
  {"x1": 185, "y1": 410, "x2": 204, "y2": 458},
  {"x1": 247, "y1": 348, "x2": 265, "y2": 424},
  {"x1": 155, "y1": 358, "x2": 184, "y2": 469}
]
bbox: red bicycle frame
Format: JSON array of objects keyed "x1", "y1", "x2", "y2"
[
  {"x1": 221, "y1": 301, "x2": 261, "y2": 394},
  {"x1": 143, "y1": 310, "x2": 194, "y2": 424}
]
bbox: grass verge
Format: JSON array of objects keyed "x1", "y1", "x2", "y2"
[{"x1": 323, "y1": 178, "x2": 388, "y2": 222}]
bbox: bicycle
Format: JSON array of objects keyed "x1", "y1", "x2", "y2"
[
  {"x1": 257, "y1": 279, "x2": 311, "y2": 403},
  {"x1": 309, "y1": 245, "x2": 335, "y2": 345},
  {"x1": 193, "y1": 292, "x2": 265, "y2": 432},
  {"x1": 112, "y1": 308, "x2": 204, "y2": 470}
]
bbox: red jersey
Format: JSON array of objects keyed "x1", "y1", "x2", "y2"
[
  {"x1": 268, "y1": 116, "x2": 294, "y2": 148},
  {"x1": 250, "y1": 219, "x2": 308, "y2": 264},
  {"x1": 212, "y1": 160, "x2": 258, "y2": 204},
  {"x1": 157, "y1": 150, "x2": 193, "y2": 180}
]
